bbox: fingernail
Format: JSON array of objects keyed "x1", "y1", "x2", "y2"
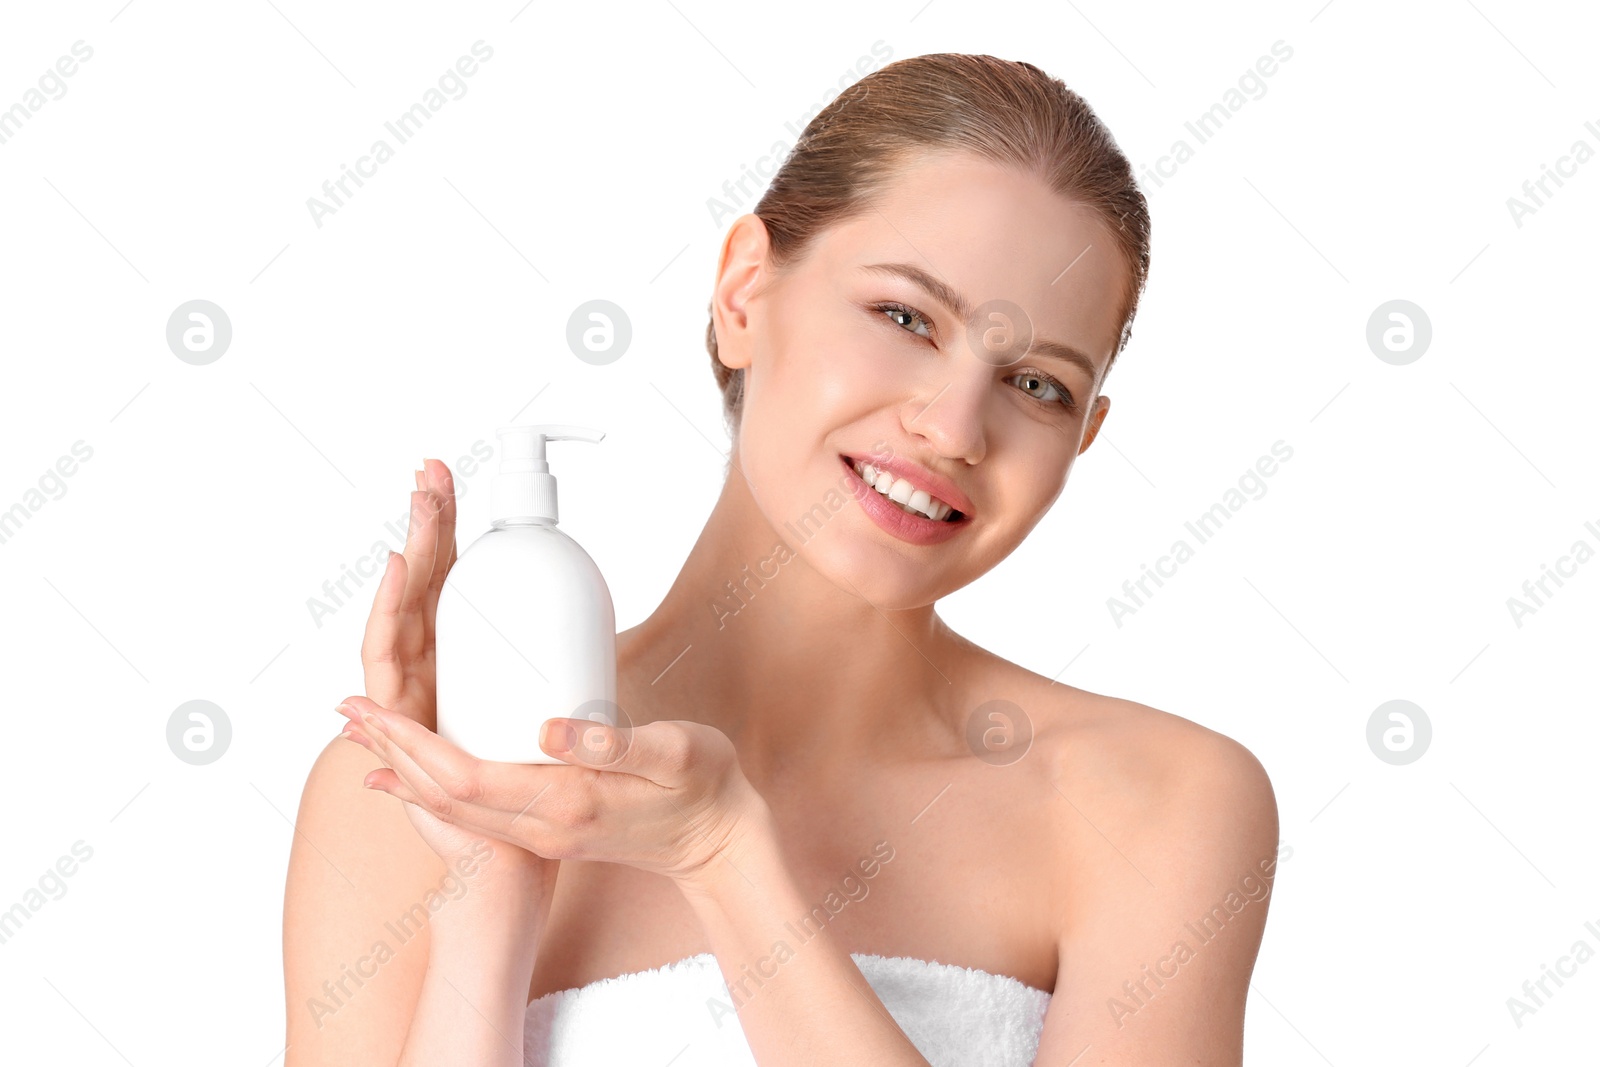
[
  {"x1": 363, "y1": 711, "x2": 387, "y2": 735},
  {"x1": 414, "y1": 469, "x2": 425, "y2": 490},
  {"x1": 544, "y1": 721, "x2": 576, "y2": 750},
  {"x1": 336, "y1": 703, "x2": 355, "y2": 720}
]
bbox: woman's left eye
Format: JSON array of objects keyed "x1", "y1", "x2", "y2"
[{"x1": 1007, "y1": 371, "x2": 1075, "y2": 411}]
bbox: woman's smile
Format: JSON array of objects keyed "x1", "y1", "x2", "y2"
[{"x1": 839, "y1": 453, "x2": 972, "y2": 546}]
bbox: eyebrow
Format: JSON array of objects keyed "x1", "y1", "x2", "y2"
[{"x1": 859, "y1": 262, "x2": 1103, "y2": 387}]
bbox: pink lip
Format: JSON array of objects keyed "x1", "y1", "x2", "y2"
[
  {"x1": 839, "y1": 454, "x2": 972, "y2": 546},
  {"x1": 838, "y1": 451, "x2": 975, "y2": 516}
]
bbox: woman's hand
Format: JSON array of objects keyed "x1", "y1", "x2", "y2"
[
  {"x1": 335, "y1": 695, "x2": 769, "y2": 892},
  {"x1": 360, "y1": 459, "x2": 458, "y2": 731},
  {"x1": 337, "y1": 700, "x2": 552, "y2": 893},
  {"x1": 337, "y1": 701, "x2": 558, "y2": 1067}
]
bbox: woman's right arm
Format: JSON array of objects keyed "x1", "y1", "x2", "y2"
[
  {"x1": 284, "y1": 733, "x2": 448, "y2": 1064},
  {"x1": 385, "y1": 817, "x2": 554, "y2": 1066},
  {"x1": 284, "y1": 461, "x2": 498, "y2": 1065},
  {"x1": 330, "y1": 694, "x2": 557, "y2": 1066}
]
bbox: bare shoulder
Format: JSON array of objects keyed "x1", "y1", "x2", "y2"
[
  {"x1": 1049, "y1": 683, "x2": 1275, "y2": 843},
  {"x1": 972, "y1": 654, "x2": 1281, "y2": 1056},
  {"x1": 967, "y1": 649, "x2": 1279, "y2": 894},
  {"x1": 284, "y1": 735, "x2": 447, "y2": 1065}
]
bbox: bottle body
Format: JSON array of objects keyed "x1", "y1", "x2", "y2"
[{"x1": 435, "y1": 522, "x2": 617, "y2": 764}]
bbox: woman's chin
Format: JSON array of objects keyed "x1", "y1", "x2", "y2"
[{"x1": 811, "y1": 541, "x2": 953, "y2": 611}]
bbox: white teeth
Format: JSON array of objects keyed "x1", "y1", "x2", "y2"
[{"x1": 852, "y1": 460, "x2": 956, "y2": 522}]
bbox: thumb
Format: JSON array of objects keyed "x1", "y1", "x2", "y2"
[{"x1": 540, "y1": 716, "x2": 633, "y2": 770}]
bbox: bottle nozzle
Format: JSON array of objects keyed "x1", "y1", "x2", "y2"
[{"x1": 492, "y1": 424, "x2": 604, "y2": 524}]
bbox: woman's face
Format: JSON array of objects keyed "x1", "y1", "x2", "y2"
[{"x1": 712, "y1": 149, "x2": 1130, "y2": 609}]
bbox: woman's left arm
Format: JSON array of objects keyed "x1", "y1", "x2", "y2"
[
  {"x1": 344, "y1": 707, "x2": 932, "y2": 1067},
  {"x1": 674, "y1": 805, "x2": 930, "y2": 1067},
  {"x1": 1032, "y1": 730, "x2": 1281, "y2": 1066}
]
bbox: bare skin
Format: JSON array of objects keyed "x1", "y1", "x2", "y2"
[{"x1": 285, "y1": 150, "x2": 1278, "y2": 1065}]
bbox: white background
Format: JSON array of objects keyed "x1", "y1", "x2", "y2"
[{"x1": 1, "y1": 0, "x2": 1595, "y2": 1063}]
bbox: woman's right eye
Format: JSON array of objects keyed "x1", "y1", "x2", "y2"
[{"x1": 874, "y1": 302, "x2": 934, "y2": 341}]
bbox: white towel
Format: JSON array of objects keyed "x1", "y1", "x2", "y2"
[{"x1": 524, "y1": 951, "x2": 1051, "y2": 1066}]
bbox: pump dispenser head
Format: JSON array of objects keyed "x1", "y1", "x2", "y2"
[{"x1": 491, "y1": 424, "x2": 604, "y2": 525}]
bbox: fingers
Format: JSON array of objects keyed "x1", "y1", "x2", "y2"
[
  {"x1": 358, "y1": 551, "x2": 407, "y2": 706},
  {"x1": 399, "y1": 488, "x2": 442, "y2": 614},
  {"x1": 346, "y1": 702, "x2": 754, "y2": 877},
  {"x1": 419, "y1": 459, "x2": 457, "y2": 644},
  {"x1": 359, "y1": 461, "x2": 452, "y2": 715},
  {"x1": 422, "y1": 459, "x2": 458, "y2": 586},
  {"x1": 339, "y1": 696, "x2": 505, "y2": 828},
  {"x1": 343, "y1": 697, "x2": 608, "y2": 846},
  {"x1": 540, "y1": 718, "x2": 701, "y2": 786},
  {"x1": 361, "y1": 766, "x2": 425, "y2": 805},
  {"x1": 336, "y1": 704, "x2": 418, "y2": 803},
  {"x1": 338, "y1": 705, "x2": 464, "y2": 814}
]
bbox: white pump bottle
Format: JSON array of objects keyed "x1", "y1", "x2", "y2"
[{"x1": 435, "y1": 424, "x2": 617, "y2": 764}]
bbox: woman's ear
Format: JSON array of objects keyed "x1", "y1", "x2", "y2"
[
  {"x1": 710, "y1": 214, "x2": 772, "y2": 373},
  {"x1": 1078, "y1": 394, "x2": 1110, "y2": 454}
]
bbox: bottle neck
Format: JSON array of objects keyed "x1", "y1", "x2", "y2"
[{"x1": 491, "y1": 517, "x2": 555, "y2": 528}]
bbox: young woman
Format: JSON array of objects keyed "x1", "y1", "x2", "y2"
[{"x1": 284, "y1": 52, "x2": 1278, "y2": 1067}]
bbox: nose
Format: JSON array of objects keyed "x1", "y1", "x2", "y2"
[{"x1": 902, "y1": 373, "x2": 987, "y2": 465}]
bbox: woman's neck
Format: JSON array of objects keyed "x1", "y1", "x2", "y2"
[{"x1": 618, "y1": 465, "x2": 974, "y2": 780}]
